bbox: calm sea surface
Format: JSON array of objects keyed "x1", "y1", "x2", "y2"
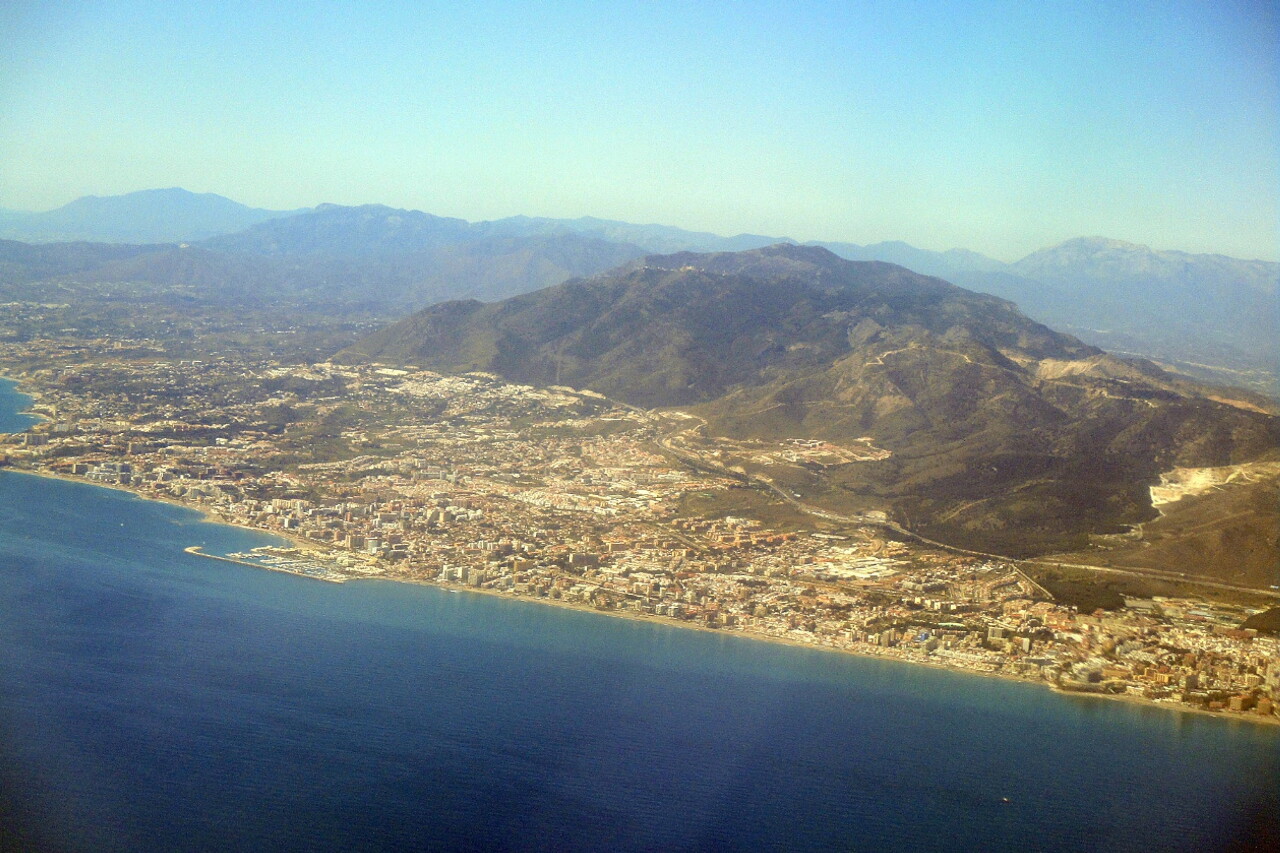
[
  {"x1": 0, "y1": 377, "x2": 40, "y2": 434},
  {"x1": 0, "y1": 379, "x2": 1277, "y2": 852}
]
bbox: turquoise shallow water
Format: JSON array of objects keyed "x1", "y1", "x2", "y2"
[{"x1": 0, "y1": 389, "x2": 1277, "y2": 852}]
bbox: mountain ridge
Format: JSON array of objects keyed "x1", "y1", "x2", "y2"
[
  {"x1": 3, "y1": 189, "x2": 1275, "y2": 390},
  {"x1": 956, "y1": 237, "x2": 1280, "y2": 391},
  {"x1": 339, "y1": 244, "x2": 1280, "y2": 559}
]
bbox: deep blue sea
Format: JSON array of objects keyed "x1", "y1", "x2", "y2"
[{"x1": 1, "y1": 378, "x2": 1277, "y2": 852}]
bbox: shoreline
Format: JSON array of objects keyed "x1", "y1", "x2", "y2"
[
  {"x1": 356, "y1": 570, "x2": 1280, "y2": 729},
  {"x1": 0, "y1": 374, "x2": 48, "y2": 428},
  {"x1": 0, "y1": 466, "x2": 333, "y2": 557},
  {"x1": 5, "y1": 462, "x2": 1278, "y2": 730},
  {"x1": 1046, "y1": 681, "x2": 1280, "y2": 725},
  {"x1": 2, "y1": 466, "x2": 239, "y2": 530}
]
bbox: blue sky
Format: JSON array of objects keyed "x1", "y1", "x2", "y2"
[{"x1": 1, "y1": 0, "x2": 1276, "y2": 260}]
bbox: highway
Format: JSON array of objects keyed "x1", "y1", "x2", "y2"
[{"x1": 651, "y1": 409, "x2": 1280, "y2": 602}]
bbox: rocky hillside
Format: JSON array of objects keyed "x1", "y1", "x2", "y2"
[{"x1": 343, "y1": 244, "x2": 1280, "y2": 558}]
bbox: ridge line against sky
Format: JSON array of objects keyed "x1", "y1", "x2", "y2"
[
  {"x1": 1, "y1": 0, "x2": 1276, "y2": 262},
  {"x1": 13, "y1": 187, "x2": 1280, "y2": 266}
]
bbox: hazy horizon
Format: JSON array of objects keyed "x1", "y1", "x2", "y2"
[
  {"x1": 1, "y1": 1, "x2": 1276, "y2": 261},
  {"x1": 8, "y1": 185, "x2": 1280, "y2": 265}
]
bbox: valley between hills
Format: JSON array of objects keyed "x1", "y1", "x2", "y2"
[{"x1": 1, "y1": 192, "x2": 1278, "y2": 722}]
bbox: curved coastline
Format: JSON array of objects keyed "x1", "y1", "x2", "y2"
[
  {"x1": 2, "y1": 461, "x2": 1277, "y2": 728},
  {"x1": 6, "y1": 457, "x2": 1276, "y2": 853},
  {"x1": 0, "y1": 375, "x2": 45, "y2": 432},
  {"x1": 1, "y1": 370, "x2": 1276, "y2": 731},
  {"x1": 0, "y1": 458, "x2": 1274, "y2": 722}
]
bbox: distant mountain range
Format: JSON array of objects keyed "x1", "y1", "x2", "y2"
[
  {"x1": 950, "y1": 238, "x2": 1278, "y2": 390},
  {"x1": 0, "y1": 201, "x2": 650, "y2": 312},
  {"x1": 1, "y1": 189, "x2": 1275, "y2": 389},
  {"x1": 340, "y1": 244, "x2": 1279, "y2": 563},
  {"x1": 0, "y1": 188, "x2": 306, "y2": 244}
]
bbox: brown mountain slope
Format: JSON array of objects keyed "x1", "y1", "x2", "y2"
[
  {"x1": 1047, "y1": 462, "x2": 1280, "y2": 589},
  {"x1": 340, "y1": 244, "x2": 1280, "y2": 565}
]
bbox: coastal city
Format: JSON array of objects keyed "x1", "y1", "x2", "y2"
[
  {"x1": 6, "y1": 5, "x2": 1280, "y2": 846},
  {"x1": 1, "y1": 339, "x2": 1277, "y2": 725}
]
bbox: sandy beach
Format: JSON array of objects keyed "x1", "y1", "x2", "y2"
[{"x1": 6, "y1": 462, "x2": 1278, "y2": 730}]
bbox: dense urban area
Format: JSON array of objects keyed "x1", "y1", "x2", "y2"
[{"x1": 1, "y1": 332, "x2": 1277, "y2": 725}]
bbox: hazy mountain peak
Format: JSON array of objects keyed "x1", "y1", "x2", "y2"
[
  {"x1": 52, "y1": 187, "x2": 261, "y2": 216},
  {"x1": 1014, "y1": 235, "x2": 1279, "y2": 285},
  {"x1": 199, "y1": 204, "x2": 473, "y2": 255},
  {"x1": 1052, "y1": 235, "x2": 1153, "y2": 253},
  {"x1": 68, "y1": 186, "x2": 207, "y2": 202},
  {"x1": 0, "y1": 187, "x2": 303, "y2": 244},
  {"x1": 755, "y1": 242, "x2": 835, "y2": 261},
  {"x1": 630, "y1": 242, "x2": 851, "y2": 278},
  {"x1": 808, "y1": 239, "x2": 1009, "y2": 278},
  {"x1": 696, "y1": 241, "x2": 842, "y2": 265}
]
